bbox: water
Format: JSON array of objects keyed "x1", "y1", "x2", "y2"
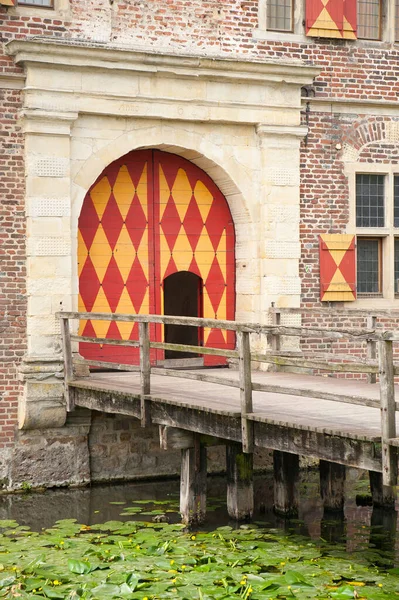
[{"x1": 0, "y1": 469, "x2": 398, "y2": 566}]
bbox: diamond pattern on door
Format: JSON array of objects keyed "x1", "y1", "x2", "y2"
[{"x1": 78, "y1": 150, "x2": 235, "y2": 365}]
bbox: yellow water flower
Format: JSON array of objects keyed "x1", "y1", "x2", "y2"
[{"x1": 53, "y1": 580, "x2": 61, "y2": 586}]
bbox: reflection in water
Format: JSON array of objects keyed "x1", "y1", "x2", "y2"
[{"x1": 0, "y1": 470, "x2": 398, "y2": 565}]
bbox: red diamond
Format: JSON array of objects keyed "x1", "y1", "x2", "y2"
[
  {"x1": 125, "y1": 193, "x2": 147, "y2": 251},
  {"x1": 188, "y1": 256, "x2": 201, "y2": 278},
  {"x1": 102, "y1": 256, "x2": 125, "y2": 312},
  {"x1": 79, "y1": 257, "x2": 101, "y2": 312},
  {"x1": 205, "y1": 201, "x2": 231, "y2": 251},
  {"x1": 183, "y1": 195, "x2": 204, "y2": 251},
  {"x1": 106, "y1": 320, "x2": 122, "y2": 340},
  {"x1": 101, "y1": 193, "x2": 124, "y2": 250},
  {"x1": 161, "y1": 196, "x2": 182, "y2": 252},
  {"x1": 205, "y1": 256, "x2": 226, "y2": 313},
  {"x1": 126, "y1": 257, "x2": 148, "y2": 313},
  {"x1": 79, "y1": 195, "x2": 100, "y2": 251},
  {"x1": 163, "y1": 256, "x2": 178, "y2": 280}
]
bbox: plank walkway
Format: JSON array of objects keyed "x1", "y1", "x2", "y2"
[{"x1": 71, "y1": 369, "x2": 394, "y2": 464}]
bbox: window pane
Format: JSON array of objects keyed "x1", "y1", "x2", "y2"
[
  {"x1": 357, "y1": 238, "x2": 381, "y2": 294},
  {"x1": 395, "y1": 239, "x2": 399, "y2": 293},
  {"x1": 267, "y1": 0, "x2": 292, "y2": 31},
  {"x1": 358, "y1": 0, "x2": 381, "y2": 40},
  {"x1": 394, "y1": 176, "x2": 399, "y2": 227},
  {"x1": 18, "y1": 0, "x2": 53, "y2": 5},
  {"x1": 356, "y1": 174, "x2": 385, "y2": 227}
]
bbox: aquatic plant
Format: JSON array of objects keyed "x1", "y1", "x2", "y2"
[{"x1": 0, "y1": 512, "x2": 397, "y2": 599}]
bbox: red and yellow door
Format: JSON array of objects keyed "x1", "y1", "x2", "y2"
[{"x1": 78, "y1": 150, "x2": 235, "y2": 365}]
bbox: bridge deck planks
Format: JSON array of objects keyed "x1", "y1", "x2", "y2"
[{"x1": 70, "y1": 369, "x2": 397, "y2": 442}]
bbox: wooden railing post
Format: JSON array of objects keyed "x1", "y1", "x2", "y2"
[
  {"x1": 238, "y1": 330, "x2": 253, "y2": 453},
  {"x1": 139, "y1": 321, "x2": 151, "y2": 427},
  {"x1": 367, "y1": 315, "x2": 377, "y2": 384},
  {"x1": 60, "y1": 316, "x2": 74, "y2": 411},
  {"x1": 271, "y1": 307, "x2": 281, "y2": 353},
  {"x1": 378, "y1": 339, "x2": 397, "y2": 487}
]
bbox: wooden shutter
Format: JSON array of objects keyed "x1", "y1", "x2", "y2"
[
  {"x1": 0, "y1": 0, "x2": 16, "y2": 5},
  {"x1": 319, "y1": 234, "x2": 356, "y2": 302},
  {"x1": 306, "y1": 0, "x2": 356, "y2": 39}
]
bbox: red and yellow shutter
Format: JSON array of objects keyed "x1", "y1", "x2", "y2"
[
  {"x1": 0, "y1": 0, "x2": 16, "y2": 5},
  {"x1": 319, "y1": 234, "x2": 356, "y2": 301},
  {"x1": 306, "y1": 0, "x2": 356, "y2": 39}
]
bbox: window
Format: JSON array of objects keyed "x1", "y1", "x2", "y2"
[
  {"x1": 17, "y1": 0, "x2": 53, "y2": 5},
  {"x1": 267, "y1": 0, "x2": 293, "y2": 32},
  {"x1": 355, "y1": 172, "x2": 399, "y2": 299},
  {"x1": 358, "y1": 0, "x2": 381, "y2": 39},
  {"x1": 357, "y1": 238, "x2": 382, "y2": 294}
]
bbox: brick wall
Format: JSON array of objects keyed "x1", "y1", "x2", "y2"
[{"x1": 0, "y1": 87, "x2": 25, "y2": 454}]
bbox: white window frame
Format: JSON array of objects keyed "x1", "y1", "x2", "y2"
[
  {"x1": 346, "y1": 164, "x2": 399, "y2": 307},
  {"x1": 10, "y1": 0, "x2": 70, "y2": 18}
]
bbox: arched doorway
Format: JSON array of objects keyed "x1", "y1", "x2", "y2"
[
  {"x1": 164, "y1": 271, "x2": 203, "y2": 363},
  {"x1": 78, "y1": 150, "x2": 235, "y2": 366}
]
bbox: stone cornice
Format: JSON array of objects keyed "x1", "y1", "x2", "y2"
[
  {"x1": 6, "y1": 39, "x2": 319, "y2": 86},
  {"x1": 0, "y1": 72, "x2": 25, "y2": 90},
  {"x1": 302, "y1": 95, "x2": 399, "y2": 116}
]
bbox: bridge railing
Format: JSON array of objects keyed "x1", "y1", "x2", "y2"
[{"x1": 57, "y1": 310, "x2": 399, "y2": 484}]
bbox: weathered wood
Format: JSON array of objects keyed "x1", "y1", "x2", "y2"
[
  {"x1": 74, "y1": 358, "x2": 141, "y2": 372},
  {"x1": 152, "y1": 367, "x2": 240, "y2": 389},
  {"x1": 160, "y1": 426, "x2": 195, "y2": 450},
  {"x1": 57, "y1": 311, "x2": 395, "y2": 341},
  {"x1": 253, "y1": 422, "x2": 382, "y2": 471},
  {"x1": 159, "y1": 426, "x2": 224, "y2": 450},
  {"x1": 180, "y1": 436, "x2": 207, "y2": 526},
  {"x1": 251, "y1": 353, "x2": 379, "y2": 374},
  {"x1": 239, "y1": 330, "x2": 253, "y2": 453},
  {"x1": 139, "y1": 322, "x2": 151, "y2": 427},
  {"x1": 270, "y1": 309, "x2": 281, "y2": 353},
  {"x1": 319, "y1": 460, "x2": 346, "y2": 511},
  {"x1": 70, "y1": 335, "x2": 139, "y2": 348},
  {"x1": 269, "y1": 307, "x2": 399, "y2": 318},
  {"x1": 60, "y1": 317, "x2": 74, "y2": 411},
  {"x1": 369, "y1": 471, "x2": 396, "y2": 509},
  {"x1": 367, "y1": 316, "x2": 377, "y2": 384},
  {"x1": 226, "y1": 443, "x2": 253, "y2": 521},
  {"x1": 151, "y1": 341, "x2": 237, "y2": 358},
  {"x1": 251, "y1": 381, "x2": 384, "y2": 410},
  {"x1": 71, "y1": 386, "x2": 141, "y2": 419},
  {"x1": 273, "y1": 451, "x2": 299, "y2": 517},
  {"x1": 378, "y1": 340, "x2": 397, "y2": 487}
]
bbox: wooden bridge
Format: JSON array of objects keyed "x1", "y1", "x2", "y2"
[{"x1": 58, "y1": 309, "x2": 399, "y2": 524}]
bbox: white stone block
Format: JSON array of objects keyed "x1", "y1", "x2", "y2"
[{"x1": 28, "y1": 197, "x2": 71, "y2": 217}]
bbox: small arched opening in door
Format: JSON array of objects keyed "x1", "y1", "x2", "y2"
[{"x1": 163, "y1": 271, "x2": 203, "y2": 363}]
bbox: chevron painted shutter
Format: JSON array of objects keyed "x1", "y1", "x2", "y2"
[
  {"x1": 0, "y1": 0, "x2": 16, "y2": 5},
  {"x1": 319, "y1": 234, "x2": 356, "y2": 301},
  {"x1": 306, "y1": 0, "x2": 356, "y2": 39}
]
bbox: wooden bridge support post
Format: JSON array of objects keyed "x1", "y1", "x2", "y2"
[
  {"x1": 226, "y1": 443, "x2": 253, "y2": 521},
  {"x1": 139, "y1": 321, "x2": 151, "y2": 427},
  {"x1": 319, "y1": 460, "x2": 346, "y2": 511},
  {"x1": 60, "y1": 316, "x2": 75, "y2": 411},
  {"x1": 238, "y1": 330, "x2": 253, "y2": 453},
  {"x1": 367, "y1": 316, "x2": 377, "y2": 384},
  {"x1": 369, "y1": 471, "x2": 396, "y2": 509},
  {"x1": 378, "y1": 339, "x2": 397, "y2": 489},
  {"x1": 273, "y1": 451, "x2": 299, "y2": 517},
  {"x1": 180, "y1": 434, "x2": 207, "y2": 526}
]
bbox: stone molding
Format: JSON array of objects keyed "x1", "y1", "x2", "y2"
[
  {"x1": 0, "y1": 72, "x2": 25, "y2": 90},
  {"x1": 7, "y1": 40, "x2": 319, "y2": 86}
]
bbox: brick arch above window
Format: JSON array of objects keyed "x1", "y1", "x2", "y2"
[{"x1": 341, "y1": 118, "x2": 399, "y2": 163}]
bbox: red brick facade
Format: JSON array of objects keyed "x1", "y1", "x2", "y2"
[{"x1": 1, "y1": 0, "x2": 399, "y2": 483}]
